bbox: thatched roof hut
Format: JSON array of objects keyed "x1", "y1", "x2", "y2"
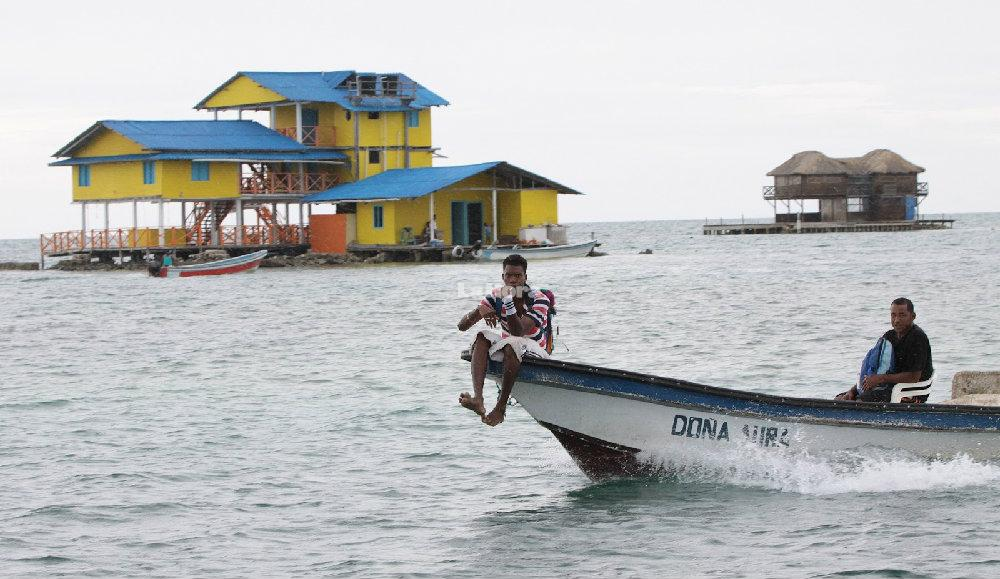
[{"x1": 768, "y1": 149, "x2": 924, "y2": 176}]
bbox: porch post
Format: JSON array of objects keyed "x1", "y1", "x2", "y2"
[
  {"x1": 210, "y1": 202, "x2": 220, "y2": 245},
  {"x1": 213, "y1": 110, "x2": 218, "y2": 121},
  {"x1": 295, "y1": 102, "x2": 303, "y2": 143},
  {"x1": 103, "y1": 201, "x2": 110, "y2": 232},
  {"x1": 298, "y1": 203, "x2": 305, "y2": 244},
  {"x1": 237, "y1": 107, "x2": 243, "y2": 120},
  {"x1": 491, "y1": 188, "x2": 498, "y2": 244},
  {"x1": 132, "y1": 200, "x2": 138, "y2": 248},
  {"x1": 428, "y1": 193, "x2": 435, "y2": 243},
  {"x1": 81, "y1": 201, "x2": 87, "y2": 249},
  {"x1": 236, "y1": 198, "x2": 243, "y2": 244},
  {"x1": 271, "y1": 203, "x2": 278, "y2": 244},
  {"x1": 269, "y1": 106, "x2": 276, "y2": 129},
  {"x1": 157, "y1": 199, "x2": 165, "y2": 246}
]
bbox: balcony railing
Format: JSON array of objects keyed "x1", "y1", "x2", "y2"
[
  {"x1": 763, "y1": 183, "x2": 929, "y2": 200},
  {"x1": 276, "y1": 126, "x2": 336, "y2": 147},
  {"x1": 240, "y1": 172, "x2": 339, "y2": 195},
  {"x1": 40, "y1": 226, "x2": 310, "y2": 256}
]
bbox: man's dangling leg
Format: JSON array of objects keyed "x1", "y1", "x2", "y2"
[
  {"x1": 459, "y1": 333, "x2": 489, "y2": 416},
  {"x1": 483, "y1": 344, "x2": 521, "y2": 427}
]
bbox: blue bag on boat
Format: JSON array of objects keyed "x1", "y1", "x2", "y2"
[{"x1": 857, "y1": 337, "x2": 894, "y2": 392}]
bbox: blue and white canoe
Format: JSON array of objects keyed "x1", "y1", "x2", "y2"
[
  {"x1": 477, "y1": 239, "x2": 598, "y2": 262},
  {"x1": 472, "y1": 355, "x2": 1000, "y2": 480}
]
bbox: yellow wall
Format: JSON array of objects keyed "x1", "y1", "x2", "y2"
[
  {"x1": 324, "y1": 103, "x2": 352, "y2": 148},
  {"x1": 73, "y1": 160, "x2": 240, "y2": 201},
  {"x1": 354, "y1": 175, "x2": 557, "y2": 245},
  {"x1": 498, "y1": 190, "x2": 522, "y2": 238},
  {"x1": 517, "y1": 189, "x2": 558, "y2": 227},
  {"x1": 356, "y1": 202, "x2": 397, "y2": 244},
  {"x1": 355, "y1": 184, "x2": 560, "y2": 245},
  {"x1": 128, "y1": 228, "x2": 187, "y2": 247},
  {"x1": 161, "y1": 161, "x2": 239, "y2": 199},
  {"x1": 202, "y1": 75, "x2": 285, "y2": 108},
  {"x1": 272, "y1": 103, "x2": 433, "y2": 178},
  {"x1": 273, "y1": 104, "x2": 431, "y2": 150},
  {"x1": 73, "y1": 162, "x2": 161, "y2": 201},
  {"x1": 73, "y1": 128, "x2": 144, "y2": 157},
  {"x1": 393, "y1": 197, "x2": 432, "y2": 242}
]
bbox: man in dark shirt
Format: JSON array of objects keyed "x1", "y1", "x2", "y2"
[{"x1": 837, "y1": 297, "x2": 934, "y2": 402}]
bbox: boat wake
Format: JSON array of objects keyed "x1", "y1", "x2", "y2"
[{"x1": 640, "y1": 443, "x2": 1000, "y2": 495}]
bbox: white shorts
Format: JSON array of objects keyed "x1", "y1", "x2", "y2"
[{"x1": 474, "y1": 330, "x2": 549, "y2": 362}]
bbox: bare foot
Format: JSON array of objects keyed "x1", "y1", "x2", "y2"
[
  {"x1": 482, "y1": 407, "x2": 505, "y2": 427},
  {"x1": 459, "y1": 392, "x2": 486, "y2": 416}
]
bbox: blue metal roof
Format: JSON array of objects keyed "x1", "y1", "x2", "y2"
[
  {"x1": 302, "y1": 162, "x2": 583, "y2": 203},
  {"x1": 53, "y1": 120, "x2": 321, "y2": 157},
  {"x1": 49, "y1": 149, "x2": 346, "y2": 166},
  {"x1": 195, "y1": 71, "x2": 449, "y2": 112},
  {"x1": 103, "y1": 120, "x2": 304, "y2": 151}
]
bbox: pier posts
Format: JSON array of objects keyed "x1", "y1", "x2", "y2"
[
  {"x1": 235, "y1": 199, "x2": 243, "y2": 244},
  {"x1": 492, "y1": 188, "x2": 498, "y2": 244},
  {"x1": 80, "y1": 202, "x2": 87, "y2": 250},
  {"x1": 157, "y1": 200, "x2": 165, "y2": 247},
  {"x1": 429, "y1": 193, "x2": 436, "y2": 243},
  {"x1": 298, "y1": 203, "x2": 305, "y2": 244}
]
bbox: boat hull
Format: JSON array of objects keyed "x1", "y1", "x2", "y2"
[
  {"x1": 478, "y1": 239, "x2": 597, "y2": 261},
  {"x1": 158, "y1": 249, "x2": 268, "y2": 278},
  {"x1": 481, "y1": 357, "x2": 1000, "y2": 480}
]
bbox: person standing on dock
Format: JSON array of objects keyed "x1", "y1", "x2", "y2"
[{"x1": 457, "y1": 254, "x2": 551, "y2": 426}]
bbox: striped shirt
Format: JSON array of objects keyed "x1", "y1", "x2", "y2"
[{"x1": 480, "y1": 287, "x2": 551, "y2": 351}]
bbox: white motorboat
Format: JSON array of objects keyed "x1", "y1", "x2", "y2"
[{"x1": 470, "y1": 354, "x2": 1000, "y2": 480}]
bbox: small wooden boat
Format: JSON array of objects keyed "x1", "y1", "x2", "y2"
[
  {"x1": 476, "y1": 239, "x2": 598, "y2": 261},
  {"x1": 152, "y1": 249, "x2": 268, "y2": 278},
  {"x1": 470, "y1": 354, "x2": 1000, "y2": 480}
]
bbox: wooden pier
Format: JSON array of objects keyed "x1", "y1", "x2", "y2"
[
  {"x1": 703, "y1": 219, "x2": 955, "y2": 235},
  {"x1": 347, "y1": 243, "x2": 457, "y2": 262}
]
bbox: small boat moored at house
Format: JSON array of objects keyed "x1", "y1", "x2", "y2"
[
  {"x1": 470, "y1": 354, "x2": 1000, "y2": 480},
  {"x1": 476, "y1": 239, "x2": 598, "y2": 261},
  {"x1": 152, "y1": 249, "x2": 268, "y2": 278}
]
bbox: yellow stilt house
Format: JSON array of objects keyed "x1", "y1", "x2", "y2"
[
  {"x1": 302, "y1": 161, "x2": 579, "y2": 246},
  {"x1": 47, "y1": 120, "x2": 346, "y2": 256},
  {"x1": 43, "y1": 69, "x2": 584, "y2": 261},
  {"x1": 195, "y1": 71, "x2": 446, "y2": 182}
]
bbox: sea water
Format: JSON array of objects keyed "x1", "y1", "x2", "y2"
[{"x1": 1, "y1": 214, "x2": 999, "y2": 577}]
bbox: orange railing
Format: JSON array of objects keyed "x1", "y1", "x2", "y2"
[
  {"x1": 40, "y1": 226, "x2": 310, "y2": 256},
  {"x1": 276, "y1": 126, "x2": 336, "y2": 147},
  {"x1": 240, "y1": 172, "x2": 338, "y2": 195}
]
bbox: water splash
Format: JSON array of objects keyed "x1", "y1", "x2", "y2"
[{"x1": 641, "y1": 442, "x2": 1000, "y2": 495}]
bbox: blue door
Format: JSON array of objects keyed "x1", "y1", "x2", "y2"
[
  {"x1": 301, "y1": 108, "x2": 319, "y2": 145},
  {"x1": 451, "y1": 202, "x2": 468, "y2": 245},
  {"x1": 905, "y1": 195, "x2": 917, "y2": 220},
  {"x1": 451, "y1": 202, "x2": 484, "y2": 245}
]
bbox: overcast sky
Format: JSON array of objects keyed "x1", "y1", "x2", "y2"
[{"x1": 2, "y1": 0, "x2": 998, "y2": 239}]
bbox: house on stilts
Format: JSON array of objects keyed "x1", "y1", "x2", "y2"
[
  {"x1": 703, "y1": 149, "x2": 954, "y2": 235},
  {"x1": 42, "y1": 70, "x2": 582, "y2": 264}
]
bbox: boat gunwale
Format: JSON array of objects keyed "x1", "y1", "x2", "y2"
[
  {"x1": 480, "y1": 239, "x2": 597, "y2": 255},
  {"x1": 169, "y1": 249, "x2": 268, "y2": 272},
  {"x1": 463, "y1": 352, "x2": 1000, "y2": 418}
]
